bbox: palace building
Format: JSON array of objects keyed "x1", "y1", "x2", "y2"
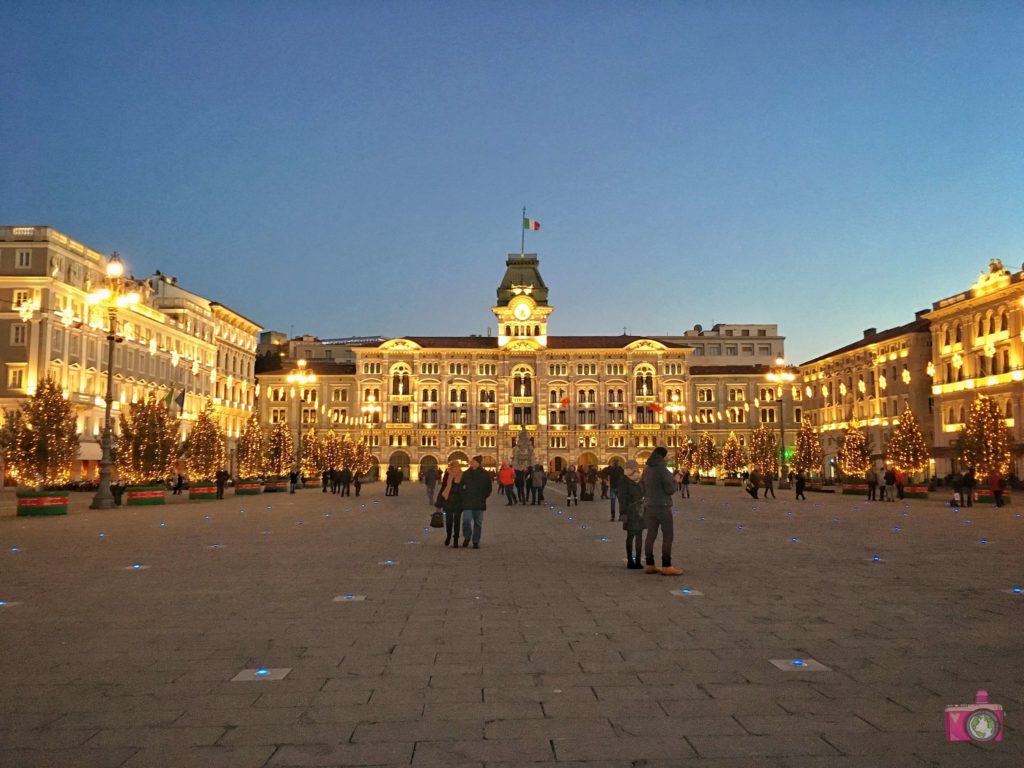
[{"x1": 257, "y1": 253, "x2": 796, "y2": 480}]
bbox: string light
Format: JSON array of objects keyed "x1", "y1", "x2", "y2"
[
  {"x1": 959, "y1": 394, "x2": 1011, "y2": 476},
  {"x1": 115, "y1": 394, "x2": 179, "y2": 486},
  {"x1": 838, "y1": 421, "x2": 871, "y2": 478},
  {"x1": 693, "y1": 431, "x2": 717, "y2": 474},
  {"x1": 748, "y1": 425, "x2": 779, "y2": 475},
  {"x1": 1, "y1": 377, "x2": 77, "y2": 487},
  {"x1": 719, "y1": 431, "x2": 745, "y2": 476},
  {"x1": 792, "y1": 417, "x2": 823, "y2": 474},
  {"x1": 184, "y1": 404, "x2": 226, "y2": 481},
  {"x1": 237, "y1": 414, "x2": 267, "y2": 479},
  {"x1": 886, "y1": 405, "x2": 929, "y2": 473}
]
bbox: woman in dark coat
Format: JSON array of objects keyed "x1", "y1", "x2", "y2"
[
  {"x1": 439, "y1": 460, "x2": 464, "y2": 547},
  {"x1": 618, "y1": 460, "x2": 645, "y2": 569}
]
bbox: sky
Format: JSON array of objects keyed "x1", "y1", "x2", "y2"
[{"x1": 3, "y1": 1, "x2": 1024, "y2": 364}]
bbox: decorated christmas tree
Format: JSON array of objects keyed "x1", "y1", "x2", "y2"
[
  {"x1": 792, "y1": 418, "x2": 823, "y2": 476},
  {"x1": 183, "y1": 403, "x2": 226, "y2": 481},
  {"x1": 0, "y1": 376, "x2": 79, "y2": 488},
  {"x1": 838, "y1": 421, "x2": 872, "y2": 479},
  {"x1": 718, "y1": 431, "x2": 745, "y2": 476},
  {"x1": 886, "y1": 405, "x2": 930, "y2": 477},
  {"x1": 675, "y1": 438, "x2": 694, "y2": 471},
  {"x1": 959, "y1": 394, "x2": 1011, "y2": 476},
  {"x1": 116, "y1": 394, "x2": 180, "y2": 486},
  {"x1": 322, "y1": 430, "x2": 344, "y2": 470},
  {"x1": 693, "y1": 431, "x2": 718, "y2": 474},
  {"x1": 748, "y1": 425, "x2": 779, "y2": 476},
  {"x1": 266, "y1": 422, "x2": 294, "y2": 478},
  {"x1": 351, "y1": 439, "x2": 375, "y2": 475},
  {"x1": 301, "y1": 428, "x2": 324, "y2": 478},
  {"x1": 237, "y1": 414, "x2": 267, "y2": 479}
]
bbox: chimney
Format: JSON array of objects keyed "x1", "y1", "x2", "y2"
[{"x1": 863, "y1": 328, "x2": 877, "y2": 339}]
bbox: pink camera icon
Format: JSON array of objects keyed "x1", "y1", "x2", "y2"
[{"x1": 945, "y1": 690, "x2": 1004, "y2": 742}]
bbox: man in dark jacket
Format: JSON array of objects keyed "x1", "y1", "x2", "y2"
[
  {"x1": 460, "y1": 455, "x2": 493, "y2": 549},
  {"x1": 641, "y1": 447, "x2": 681, "y2": 575},
  {"x1": 606, "y1": 459, "x2": 624, "y2": 521}
]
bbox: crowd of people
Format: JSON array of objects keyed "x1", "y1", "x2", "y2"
[{"x1": 308, "y1": 468, "x2": 361, "y2": 496}]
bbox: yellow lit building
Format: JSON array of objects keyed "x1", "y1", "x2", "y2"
[
  {"x1": 923, "y1": 259, "x2": 1024, "y2": 476},
  {"x1": 258, "y1": 253, "x2": 794, "y2": 479}
]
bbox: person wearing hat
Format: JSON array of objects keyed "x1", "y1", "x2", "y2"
[
  {"x1": 460, "y1": 455, "x2": 493, "y2": 548},
  {"x1": 618, "y1": 459, "x2": 645, "y2": 569},
  {"x1": 641, "y1": 446, "x2": 682, "y2": 575}
]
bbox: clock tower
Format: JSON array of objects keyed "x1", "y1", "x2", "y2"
[{"x1": 492, "y1": 253, "x2": 553, "y2": 349}]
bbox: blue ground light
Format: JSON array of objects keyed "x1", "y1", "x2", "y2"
[
  {"x1": 10, "y1": 547, "x2": 19, "y2": 553},
  {"x1": 255, "y1": 668, "x2": 270, "y2": 677},
  {"x1": 791, "y1": 659, "x2": 806, "y2": 667},
  {"x1": 873, "y1": 555, "x2": 881, "y2": 561},
  {"x1": 344, "y1": 594, "x2": 354, "y2": 599},
  {"x1": 98, "y1": 532, "x2": 105, "y2": 539},
  {"x1": 680, "y1": 588, "x2": 691, "y2": 594},
  {"x1": 790, "y1": 537, "x2": 799, "y2": 543},
  {"x1": 159, "y1": 522, "x2": 166, "y2": 528},
  {"x1": 131, "y1": 563, "x2": 141, "y2": 570},
  {"x1": 384, "y1": 560, "x2": 394, "y2": 566},
  {"x1": 0, "y1": 600, "x2": 6, "y2": 607},
  {"x1": 981, "y1": 538, "x2": 988, "y2": 544},
  {"x1": 324, "y1": 512, "x2": 331, "y2": 518},
  {"x1": 1013, "y1": 586, "x2": 1022, "y2": 594},
  {"x1": 736, "y1": 524, "x2": 744, "y2": 530}
]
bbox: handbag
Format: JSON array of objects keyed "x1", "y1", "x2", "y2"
[{"x1": 429, "y1": 510, "x2": 445, "y2": 528}]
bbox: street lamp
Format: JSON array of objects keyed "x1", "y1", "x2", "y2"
[
  {"x1": 767, "y1": 356, "x2": 796, "y2": 487},
  {"x1": 360, "y1": 394, "x2": 381, "y2": 425},
  {"x1": 88, "y1": 253, "x2": 140, "y2": 509},
  {"x1": 286, "y1": 359, "x2": 316, "y2": 477}
]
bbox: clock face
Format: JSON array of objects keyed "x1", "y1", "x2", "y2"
[{"x1": 513, "y1": 303, "x2": 532, "y2": 321}]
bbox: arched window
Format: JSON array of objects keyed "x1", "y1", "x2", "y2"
[
  {"x1": 959, "y1": 405, "x2": 966, "y2": 423},
  {"x1": 512, "y1": 366, "x2": 533, "y2": 397},
  {"x1": 978, "y1": 317, "x2": 985, "y2": 337},
  {"x1": 949, "y1": 408, "x2": 955, "y2": 424},
  {"x1": 943, "y1": 327, "x2": 951, "y2": 346},
  {"x1": 505, "y1": 325, "x2": 511, "y2": 336},
  {"x1": 955, "y1": 325, "x2": 962, "y2": 343},
  {"x1": 534, "y1": 325, "x2": 540, "y2": 336},
  {"x1": 390, "y1": 364, "x2": 411, "y2": 396},
  {"x1": 1006, "y1": 401, "x2": 1013, "y2": 419},
  {"x1": 1001, "y1": 312, "x2": 1009, "y2": 332},
  {"x1": 989, "y1": 315, "x2": 997, "y2": 335}
]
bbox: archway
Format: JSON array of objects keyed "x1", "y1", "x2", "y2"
[
  {"x1": 550, "y1": 456, "x2": 565, "y2": 475},
  {"x1": 447, "y1": 451, "x2": 469, "y2": 468},
  {"x1": 607, "y1": 455, "x2": 626, "y2": 469},
  {"x1": 389, "y1": 451, "x2": 411, "y2": 480},
  {"x1": 482, "y1": 455, "x2": 497, "y2": 477},
  {"x1": 367, "y1": 455, "x2": 380, "y2": 482},
  {"x1": 419, "y1": 455, "x2": 438, "y2": 478},
  {"x1": 635, "y1": 450, "x2": 652, "y2": 464},
  {"x1": 577, "y1": 452, "x2": 598, "y2": 470}
]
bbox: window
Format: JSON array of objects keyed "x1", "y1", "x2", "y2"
[
  {"x1": 794, "y1": 407, "x2": 802, "y2": 423},
  {"x1": 448, "y1": 362, "x2": 469, "y2": 375},
  {"x1": 707, "y1": 344, "x2": 721, "y2": 355},
  {"x1": 760, "y1": 408, "x2": 777, "y2": 424},
  {"x1": 364, "y1": 434, "x2": 380, "y2": 447},
  {"x1": 634, "y1": 367, "x2": 655, "y2": 396},
  {"x1": 759, "y1": 387, "x2": 776, "y2": 402},
  {"x1": 635, "y1": 406, "x2": 655, "y2": 424},
  {"x1": 548, "y1": 363, "x2": 568, "y2": 376},
  {"x1": 391, "y1": 405, "x2": 410, "y2": 423},
  {"x1": 450, "y1": 434, "x2": 468, "y2": 448},
  {"x1": 270, "y1": 408, "x2": 286, "y2": 423},
  {"x1": 301, "y1": 388, "x2": 317, "y2": 403},
  {"x1": 13, "y1": 289, "x2": 30, "y2": 308},
  {"x1": 758, "y1": 344, "x2": 772, "y2": 355},
  {"x1": 697, "y1": 408, "x2": 714, "y2": 423},
  {"x1": 330, "y1": 408, "x2": 347, "y2": 423},
  {"x1": 727, "y1": 387, "x2": 745, "y2": 402},
  {"x1": 16, "y1": 250, "x2": 31, "y2": 269},
  {"x1": 578, "y1": 435, "x2": 597, "y2": 448},
  {"x1": 726, "y1": 407, "x2": 744, "y2": 423},
  {"x1": 271, "y1": 387, "x2": 286, "y2": 402},
  {"x1": 549, "y1": 436, "x2": 567, "y2": 449},
  {"x1": 576, "y1": 363, "x2": 597, "y2": 375},
  {"x1": 549, "y1": 409, "x2": 567, "y2": 425},
  {"x1": 608, "y1": 388, "x2": 624, "y2": 403},
  {"x1": 758, "y1": 329, "x2": 767, "y2": 336},
  {"x1": 608, "y1": 409, "x2": 625, "y2": 423},
  {"x1": 606, "y1": 362, "x2": 625, "y2": 375},
  {"x1": 741, "y1": 345, "x2": 754, "y2": 356},
  {"x1": 362, "y1": 362, "x2": 381, "y2": 374},
  {"x1": 449, "y1": 388, "x2": 468, "y2": 402},
  {"x1": 512, "y1": 368, "x2": 533, "y2": 397},
  {"x1": 478, "y1": 435, "x2": 496, "y2": 448},
  {"x1": 512, "y1": 406, "x2": 533, "y2": 425},
  {"x1": 478, "y1": 363, "x2": 497, "y2": 376},
  {"x1": 577, "y1": 409, "x2": 596, "y2": 425},
  {"x1": 332, "y1": 388, "x2": 348, "y2": 402},
  {"x1": 8, "y1": 368, "x2": 24, "y2": 389},
  {"x1": 420, "y1": 362, "x2": 439, "y2": 375},
  {"x1": 479, "y1": 388, "x2": 496, "y2": 403},
  {"x1": 664, "y1": 363, "x2": 683, "y2": 375},
  {"x1": 421, "y1": 388, "x2": 438, "y2": 402},
  {"x1": 10, "y1": 324, "x2": 26, "y2": 346},
  {"x1": 725, "y1": 345, "x2": 738, "y2": 356},
  {"x1": 608, "y1": 435, "x2": 626, "y2": 448},
  {"x1": 420, "y1": 408, "x2": 438, "y2": 423},
  {"x1": 697, "y1": 387, "x2": 715, "y2": 402},
  {"x1": 391, "y1": 366, "x2": 411, "y2": 395},
  {"x1": 479, "y1": 409, "x2": 496, "y2": 425},
  {"x1": 421, "y1": 434, "x2": 438, "y2": 447}
]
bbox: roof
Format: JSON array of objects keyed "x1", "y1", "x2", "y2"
[
  {"x1": 689, "y1": 364, "x2": 771, "y2": 376},
  {"x1": 209, "y1": 302, "x2": 262, "y2": 332},
  {"x1": 392, "y1": 335, "x2": 691, "y2": 350},
  {"x1": 800, "y1": 318, "x2": 930, "y2": 367}
]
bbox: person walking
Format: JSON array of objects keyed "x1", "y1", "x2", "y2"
[
  {"x1": 586, "y1": 465, "x2": 598, "y2": 499},
  {"x1": 498, "y1": 461, "x2": 515, "y2": 504},
  {"x1": 577, "y1": 465, "x2": 588, "y2": 501},
  {"x1": 963, "y1": 468, "x2": 976, "y2": 507},
  {"x1": 173, "y1": 473, "x2": 184, "y2": 495},
  {"x1": 438, "y1": 460, "x2": 464, "y2": 547},
  {"x1": 641, "y1": 446, "x2": 682, "y2": 575},
  {"x1": 423, "y1": 464, "x2": 439, "y2": 506},
  {"x1": 895, "y1": 468, "x2": 906, "y2": 500},
  {"x1": 321, "y1": 469, "x2": 330, "y2": 493},
  {"x1": 681, "y1": 468, "x2": 691, "y2": 498},
  {"x1": 762, "y1": 470, "x2": 775, "y2": 499},
  {"x1": 795, "y1": 469, "x2": 807, "y2": 500},
  {"x1": 950, "y1": 470, "x2": 964, "y2": 506},
  {"x1": 514, "y1": 468, "x2": 527, "y2": 505},
  {"x1": 987, "y1": 468, "x2": 1005, "y2": 507},
  {"x1": 524, "y1": 466, "x2": 535, "y2": 505},
  {"x1": 289, "y1": 468, "x2": 298, "y2": 494},
  {"x1": 883, "y1": 466, "x2": 897, "y2": 502},
  {"x1": 865, "y1": 466, "x2": 877, "y2": 501},
  {"x1": 353, "y1": 471, "x2": 362, "y2": 497},
  {"x1": 876, "y1": 466, "x2": 888, "y2": 501},
  {"x1": 619, "y1": 459, "x2": 645, "y2": 569},
  {"x1": 339, "y1": 468, "x2": 352, "y2": 496},
  {"x1": 565, "y1": 464, "x2": 579, "y2": 506},
  {"x1": 460, "y1": 455, "x2": 492, "y2": 549},
  {"x1": 747, "y1": 467, "x2": 761, "y2": 500},
  {"x1": 392, "y1": 466, "x2": 403, "y2": 496},
  {"x1": 607, "y1": 458, "x2": 624, "y2": 521}
]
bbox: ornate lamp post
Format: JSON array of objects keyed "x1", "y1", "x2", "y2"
[
  {"x1": 88, "y1": 253, "x2": 140, "y2": 509},
  {"x1": 286, "y1": 359, "x2": 316, "y2": 477},
  {"x1": 767, "y1": 356, "x2": 796, "y2": 488}
]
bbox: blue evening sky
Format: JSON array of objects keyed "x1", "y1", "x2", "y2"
[{"x1": 3, "y1": 1, "x2": 1023, "y2": 363}]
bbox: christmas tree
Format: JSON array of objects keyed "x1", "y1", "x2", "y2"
[
  {"x1": 184, "y1": 403, "x2": 226, "y2": 481},
  {"x1": 322, "y1": 430, "x2": 344, "y2": 469},
  {"x1": 886, "y1": 405, "x2": 930, "y2": 477},
  {"x1": 266, "y1": 422, "x2": 294, "y2": 478},
  {"x1": 792, "y1": 418, "x2": 823, "y2": 476},
  {"x1": 718, "y1": 431, "x2": 745, "y2": 476},
  {"x1": 675, "y1": 438, "x2": 694, "y2": 471},
  {"x1": 116, "y1": 394, "x2": 180, "y2": 486},
  {"x1": 959, "y1": 394, "x2": 1011, "y2": 476},
  {"x1": 301, "y1": 428, "x2": 324, "y2": 478},
  {"x1": 0, "y1": 376, "x2": 79, "y2": 488},
  {"x1": 351, "y1": 439, "x2": 375, "y2": 475},
  {"x1": 693, "y1": 431, "x2": 718, "y2": 474},
  {"x1": 748, "y1": 425, "x2": 779, "y2": 476},
  {"x1": 237, "y1": 414, "x2": 267, "y2": 479},
  {"x1": 838, "y1": 421, "x2": 872, "y2": 479}
]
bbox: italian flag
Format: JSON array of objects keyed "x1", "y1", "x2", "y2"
[{"x1": 523, "y1": 217, "x2": 540, "y2": 231}]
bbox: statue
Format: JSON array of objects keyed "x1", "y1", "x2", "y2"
[{"x1": 512, "y1": 426, "x2": 534, "y2": 471}]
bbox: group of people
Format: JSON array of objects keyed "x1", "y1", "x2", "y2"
[
  {"x1": 384, "y1": 465, "x2": 404, "y2": 496},
  {"x1": 615, "y1": 447, "x2": 682, "y2": 575},
  {"x1": 306, "y1": 468, "x2": 361, "y2": 495},
  {"x1": 431, "y1": 455, "x2": 493, "y2": 548},
  {"x1": 496, "y1": 462, "x2": 549, "y2": 505},
  {"x1": 949, "y1": 467, "x2": 1008, "y2": 508},
  {"x1": 864, "y1": 465, "x2": 904, "y2": 501}
]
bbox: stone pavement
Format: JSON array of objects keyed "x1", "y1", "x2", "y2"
[{"x1": 0, "y1": 481, "x2": 1021, "y2": 768}]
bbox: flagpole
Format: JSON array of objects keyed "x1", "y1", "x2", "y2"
[{"x1": 521, "y1": 206, "x2": 526, "y2": 256}]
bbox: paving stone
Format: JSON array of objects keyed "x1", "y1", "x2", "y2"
[
  {"x1": 410, "y1": 737, "x2": 553, "y2": 765},
  {"x1": 0, "y1": 747, "x2": 137, "y2": 768},
  {"x1": 120, "y1": 745, "x2": 276, "y2": 768},
  {"x1": 268, "y1": 741, "x2": 414, "y2": 766},
  {"x1": 84, "y1": 726, "x2": 228, "y2": 748},
  {"x1": 551, "y1": 735, "x2": 699, "y2": 761}
]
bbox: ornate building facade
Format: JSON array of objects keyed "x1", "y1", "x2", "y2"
[{"x1": 258, "y1": 253, "x2": 795, "y2": 480}]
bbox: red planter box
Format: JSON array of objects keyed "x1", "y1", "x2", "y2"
[
  {"x1": 234, "y1": 481, "x2": 263, "y2": 495},
  {"x1": 190, "y1": 484, "x2": 218, "y2": 500},
  {"x1": 16, "y1": 490, "x2": 69, "y2": 516},
  {"x1": 126, "y1": 486, "x2": 166, "y2": 506}
]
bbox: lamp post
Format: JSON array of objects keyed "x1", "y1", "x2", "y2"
[
  {"x1": 286, "y1": 359, "x2": 316, "y2": 479},
  {"x1": 88, "y1": 253, "x2": 140, "y2": 509},
  {"x1": 767, "y1": 356, "x2": 796, "y2": 488}
]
